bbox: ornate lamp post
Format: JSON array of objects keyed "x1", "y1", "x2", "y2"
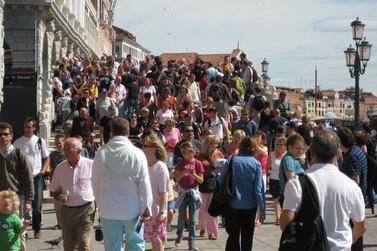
[
  {"x1": 344, "y1": 17, "x2": 372, "y2": 131},
  {"x1": 261, "y1": 58, "x2": 269, "y2": 79}
]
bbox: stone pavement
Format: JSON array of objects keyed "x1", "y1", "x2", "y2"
[{"x1": 24, "y1": 197, "x2": 377, "y2": 251}]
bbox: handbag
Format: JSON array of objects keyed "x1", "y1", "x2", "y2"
[
  {"x1": 199, "y1": 175, "x2": 217, "y2": 193},
  {"x1": 208, "y1": 156, "x2": 234, "y2": 217},
  {"x1": 279, "y1": 174, "x2": 330, "y2": 251}
]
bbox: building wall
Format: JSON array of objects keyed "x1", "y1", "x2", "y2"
[
  {"x1": 0, "y1": 0, "x2": 4, "y2": 108},
  {"x1": 2, "y1": 0, "x2": 102, "y2": 141},
  {"x1": 114, "y1": 40, "x2": 149, "y2": 63}
]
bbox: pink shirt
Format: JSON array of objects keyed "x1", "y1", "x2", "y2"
[
  {"x1": 50, "y1": 157, "x2": 95, "y2": 207},
  {"x1": 163, "y1": 127, "x2": 181, "y2": 151},
  {"x1": 148, "y1": 161, "x2": 170, "y2": 217}
]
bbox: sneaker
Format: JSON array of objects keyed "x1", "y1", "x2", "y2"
[
  {"x1": 34, "y1": 230, "x2": 41, "y2": 239},
  {"x1": 166, "y1": 224, "x2": 173, "y2": 232},
  {"x1": 189, "y1": 243, "x2": 200, "y2": 251},
  {"x1": 175, "y1": 237, "x2": 182, "y2": 247}
]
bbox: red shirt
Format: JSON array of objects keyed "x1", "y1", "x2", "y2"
[{"x1": 175, "y1": 159, "x2": 204, "y2": 189}]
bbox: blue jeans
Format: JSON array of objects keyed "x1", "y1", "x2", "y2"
[
  {"x1": 177, "y1": 193, "x2": 198, "y2": 245},
  {"x1": 32, "y1": 176, "x2": 44, "y2": 231},
  {"x1": 101, "y1": 217, "x2": 145, "y2": 251}
]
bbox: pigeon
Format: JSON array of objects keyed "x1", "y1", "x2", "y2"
[{"x1": 45, "y1": 237, "x2": 62, "y2": 248}]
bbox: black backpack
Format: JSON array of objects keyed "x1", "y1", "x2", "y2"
[
  {"x1": 252, "y1": 95, "x2": 265, "y2": 111},
  {"x1": 279, "y1": 174, "x2": 330, "y2": 251}
]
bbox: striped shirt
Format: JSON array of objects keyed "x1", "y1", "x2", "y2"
[{"x1": 341, "y1": 145, "x2": 368, "y2": 197}]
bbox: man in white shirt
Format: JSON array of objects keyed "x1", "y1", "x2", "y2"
[
  {"x1": 114, "y1": 75, "x2": 127, "y2": 117},
  {"x1": 280, "y1": 129, "x2": 367, "y2": 251},
  {"x1": 203, "y1": 108, "x2": 229, "y2": 141},
  {"x1": 50, "y1": 137, "x2": 95, "y2": 251},
  {"x1": 92, "y1": 117, "x2": 153, "y2": 251},
  {"x1": 13, "y1": 117, "x2": 50, "y2": 239}
]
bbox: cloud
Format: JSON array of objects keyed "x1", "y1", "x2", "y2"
[{"x1": 113, "y1": 0, "x2": 377, "y2": 95}]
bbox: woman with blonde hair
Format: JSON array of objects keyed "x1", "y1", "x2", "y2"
[
  {"x1": 142, "y1": 134, "x2": 170, "y2": 251},
  {"x1": 177, "y1": 84, "x2": 192, "y2": 104},
  {"x1": 197, "y1": 135, "x2": 223, "y2": 240},
  {"x1": 225, "y1": 130, "x2": 246, "y2": 157},
  {"x1": 267, "y1": 136, "x2": 287, "y2": 225}
]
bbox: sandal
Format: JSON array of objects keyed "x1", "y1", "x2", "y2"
[
  {"x1": 255, "y1": 222, "x2": 262, "y2": 227},
  {"x1": 199, "y1": 229, "x2": 206, "y2": 237},
  {"x1": 275, "y1": 219, "x2": 280, "y2": 225}
]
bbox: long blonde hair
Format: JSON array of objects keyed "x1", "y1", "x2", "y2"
[
  {"x1": 143, "y1": 133, "x2": 168, "y2": 163},
  {"x1": 201, "y1": 135, "x2": 221, "y2": 157}
]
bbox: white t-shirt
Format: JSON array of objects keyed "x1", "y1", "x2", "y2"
[
  {"x1": 96, "y1": 97, "x2": 115, "y2": 121},
  {"x1": 188, "y1": 81, "x2": 200, "y2": 102},
  {"x1": 141, "y1": 85, "x2": 156, "y2": 103},
  {"x1": 270, "y1": 152, "x2": 282, "y2": 180},
  {"x1": 203, "y1": 116, "x2": 227, "y2": 140},
  {"x1": 148, "y1": 161, "x2": 170, "y2": 217},
  {"x1": 283, "y1": 163, "x2": 365, "y2": 251},
  {"x1": 14, "y1": 135, "x2": 50, "y2": 176},
  {"x1": 156, "y1": 109, "x2": 174, "y2": 125}
]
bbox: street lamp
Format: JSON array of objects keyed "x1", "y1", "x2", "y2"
[
  {"x1": 261, "y1": 58, "x2": 269, "y2": 77},
  {"x1": 344, "y1": 17, "x2": 372, "y2": 131}
]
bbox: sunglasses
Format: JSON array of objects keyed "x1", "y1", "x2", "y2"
[
  {"x1": 0, "y1": 132, "x2": 10, "y2": 136},
  {"x1": 185, "y1": 130, "x2": 194, "y2": 133}
]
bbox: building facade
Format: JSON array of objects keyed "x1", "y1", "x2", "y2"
[
  {"x1": 0, "y1": 0, "x2": 4, "y2": 108},
  {"x1": 113, "y1": 25, "x2": 150, "y2": 63},
  {"x1": 2, "y1": 0, "x2": 113, "y2": 139}
]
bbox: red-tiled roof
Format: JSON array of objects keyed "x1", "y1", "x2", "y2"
[
  {"x1": 113, "y1": 25, "x2": 136, "y2": 42},
  {"x1": 160, "y1": 49, "x2": 244, "y2": 66}
]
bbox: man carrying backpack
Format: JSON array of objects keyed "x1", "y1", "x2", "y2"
[
  {"x1": 247, "y1": 87, "x2": 266, "y2": 127},
  {"x1": 280, "y1": 129, "x2": 367, "y2": 251}
]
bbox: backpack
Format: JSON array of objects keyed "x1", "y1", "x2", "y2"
[
  {"x1": 252, "y1": 95, "x2": 265, "y2": 111},
  {"x1": 251, "y1": 67, "x2": 258, "y2": 83},
  {"x1": 279, "y1": 174, "x2": 330, "y2": 251}
]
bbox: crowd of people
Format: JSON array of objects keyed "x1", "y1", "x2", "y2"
[{"x1": 0, "y1": 52, "x2": 376, "y2": 251}]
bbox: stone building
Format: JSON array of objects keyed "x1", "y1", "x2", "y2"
[
  {"x1": 0, "y1": 0, "x2": 4, "y2": 107},
  {"x1": 1, "y1": 0, "x2": 114, "y2": 139}
]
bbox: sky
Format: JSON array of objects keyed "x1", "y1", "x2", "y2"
[{"x1": 113, "y1": 0, "x2": 377, "y2": 95}]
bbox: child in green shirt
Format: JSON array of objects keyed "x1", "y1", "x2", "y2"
[{"x1": 0, "y1": 190, "x2": 29, "y2": 251}]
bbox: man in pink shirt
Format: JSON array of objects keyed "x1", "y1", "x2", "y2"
[{"x1": 50, "y1": 137, "x2": 95, "y2": 251}]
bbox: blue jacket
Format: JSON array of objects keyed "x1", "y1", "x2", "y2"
[{"x1": 218, "y1": 155, "x2": 266, "y2": 213}]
